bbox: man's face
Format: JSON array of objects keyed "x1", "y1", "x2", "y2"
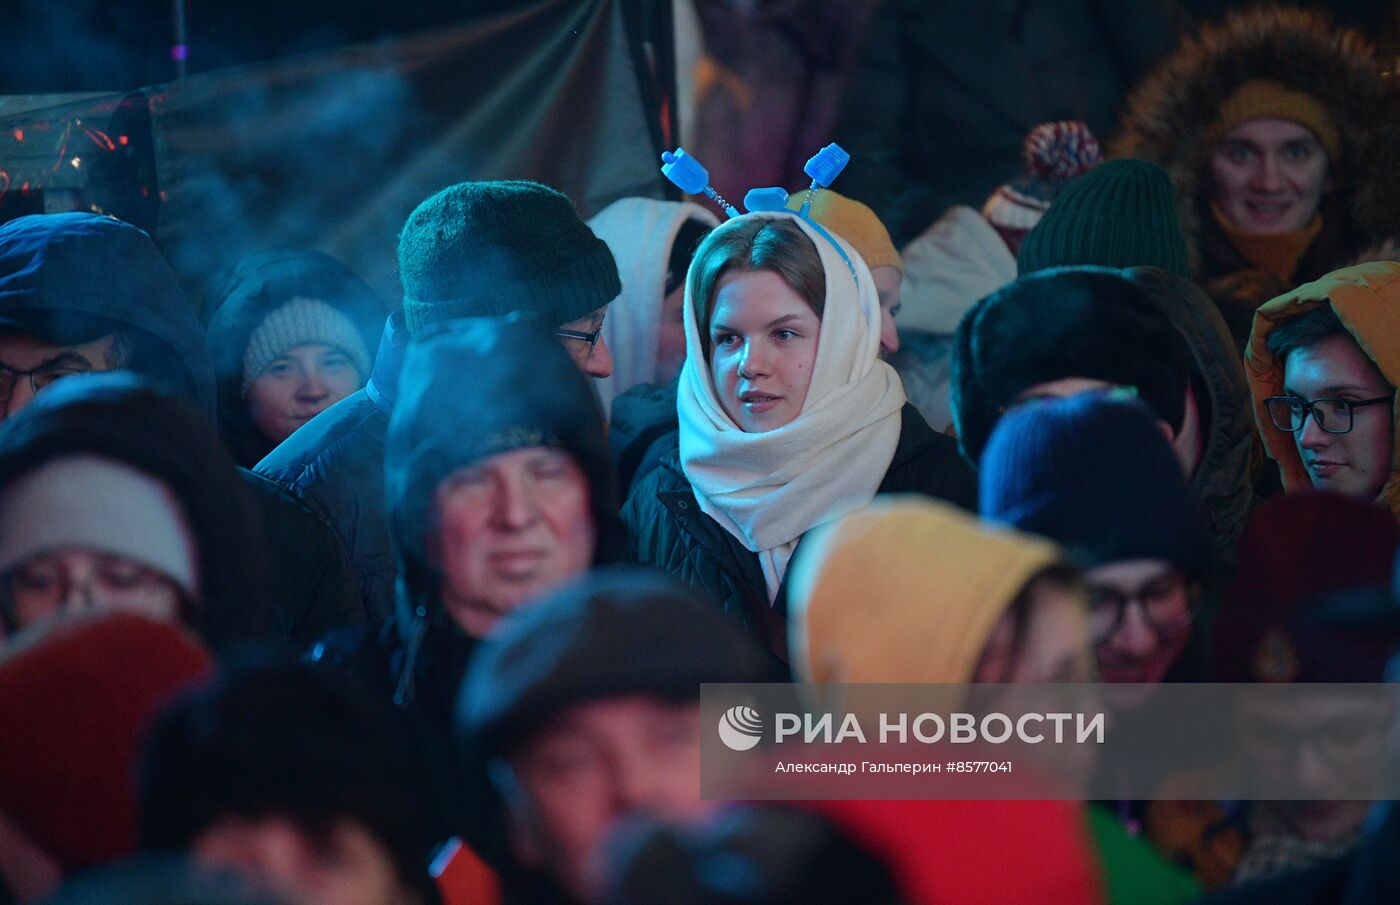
[
  {"x1": 1237, "y1": 689, "x2": 1394, "y2": 841},
  {"x1": 1086, "y1": 558, "x2": 1194, "y2": 704},
  {"x1": 507, "y1": 695, "x2": 709, "y2": 902},
  {"x1": 558, "y1": 306, "x2": 613, "y2": 379},
  {"x1": 1283, "y1": 334, "x2": 1394, "y2": 500},
  {"x1": 430, "y1": 446, "x2": 596, "y2": 638},
  {"x1": 0, "y1": 332, "x2": 118, "y2": 420},
  {"x1": 1209, "y1": 118, "x2": 1330, "y2": 235}
]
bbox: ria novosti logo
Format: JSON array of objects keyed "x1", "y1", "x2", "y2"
[{"x1": 717, "y1": 704, "x2": 763, "y2": 751}]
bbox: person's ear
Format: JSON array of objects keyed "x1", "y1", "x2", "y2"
[{"x1": 1157, "y1": 419, "x2": 1178, "y2": 445}]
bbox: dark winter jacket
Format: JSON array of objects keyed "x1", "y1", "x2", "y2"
[
  {"x1": 623, "y1": 404, "x2": 977, "y2": 661},
  {"x1": 204, "y1": 250, "x2": 387, "y2": 467},
  {"x1": 0, "y1": 213, "x2": 363, "y2": 643},
  {"x1": 834, "y1": 0, "x2": 1182, "y2": 245},
  {"x1": 1113, "y1": 7, "x2": 1400, "y2": 349},
  {"x1": 608, "y1": 376, "x2": 679, "y2": 499},
  {"x1": 256, "y1": 312, "x2": 404, "y2": 620},
  {"x1": 312, "y1": 317, "x2": 624, "y2": 866},
  {"x1": 1124, "y1": 267, "x2": 1255, "y2": 564},
  {"x1": 0, "y1": 374, "x2": 275, "y2": 653}
]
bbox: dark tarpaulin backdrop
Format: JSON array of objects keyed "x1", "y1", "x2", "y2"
[{"x1": 0, "y1": 0, "x2": 673, "y2": 305}]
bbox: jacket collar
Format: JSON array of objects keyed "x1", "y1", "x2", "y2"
[{"x1": 366, "y1": 311, "x2": 408, "y2": 414}]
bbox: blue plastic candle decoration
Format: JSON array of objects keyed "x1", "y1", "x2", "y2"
[
  {"x1": 797, "y1": 143, "x2": 851, "y2": 218},
  {"x1": 660, "y1": 148, "x2": 740, "y2": 219}
]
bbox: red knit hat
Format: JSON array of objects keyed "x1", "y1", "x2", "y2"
[
  {"x1": 1214, "y1": 491, "x2": 1400, "y2": 682},
  {"x1": 0, "y1": 613, "x2": 213, "y2": 870}
]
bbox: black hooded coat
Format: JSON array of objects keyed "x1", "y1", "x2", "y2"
[
  {"x1": 203, "y1": 250, "x2": 388, "y2": 468},
  {"x1": 0, "y1": 213, "x2": 362, "y2": 646},
  {"x1": 311, "y1": 316, "x2": 625, "y2": 872}
]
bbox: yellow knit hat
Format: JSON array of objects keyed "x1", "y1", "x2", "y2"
[
  {"x1": 787, "y1": 496, "x2": 1070, "y2": 685},
  {"x1": 785, "y1": 188, "x2": 903, "y2": 274},
  {"x1": 1208, "y1": 79, "x2": 1340, "y2": 161}
]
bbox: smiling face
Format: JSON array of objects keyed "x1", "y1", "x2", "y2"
[
  {"x1": 1209, "y1": 118, "x2": 1330, "y2": 235},
  {"x1": 246, "y1": 343, "x2": 363, "y2": 443},
  {"x1": 430, "y1": 446, "x2": 596, "y2": 638},
  {"x1": 1283, "y1": 333, "x2": 1394, "y2": 500},
  {"x1": 1086, "y1": 559, "x2": 1194, "y2": 704},
  {"x1": 708, "y1": 270, "x2": 821, "y2": 432}
]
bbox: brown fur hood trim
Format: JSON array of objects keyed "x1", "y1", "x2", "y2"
[{"x1": 1111, "y1": 7, "x2": 1400, "y2": 277}]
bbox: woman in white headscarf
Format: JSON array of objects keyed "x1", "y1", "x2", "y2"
[
  {"x1": 622, "y1": 210, "x2": 975, "y2": 661},
  {"x1": 587, "y1": 198, "x2": 719, "y2": 413}
]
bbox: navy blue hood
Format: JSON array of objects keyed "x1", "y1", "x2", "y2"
[{"x1": 0, "y1": 213, "x2": 214, "y2": 413}]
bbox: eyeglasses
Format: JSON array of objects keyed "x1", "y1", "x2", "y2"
[
  {"x1": 0, "y1": 362, "x2": 86, "y2": 402},
  {"x1": 1087, "y1": 569, "x2": 1194, "y2": 646},
  {"x1": 555, "y1": 327, "x2": 602, "y2": 349},
  {"x1": 1264, "y1": 394, "x2": 1393, "y2": 435},
  {"x1": 1, "y1": 553, "x2": 185, "y2": 631}
]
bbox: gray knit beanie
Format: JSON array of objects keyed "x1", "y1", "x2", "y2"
[
  {"x1": 397, "y1": 181, "x2": 621, "y2": 336},
  {"x1": 241, "y1": 297, "x2": 372, "y2": 394}
]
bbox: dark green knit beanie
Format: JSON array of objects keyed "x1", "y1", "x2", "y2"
[
  {"x1": 397, "y1": 180, "x2": 621, "y2": 335},
  {"x1": 1016, "y1": 159, "x2": 1189, "y2": 278}
]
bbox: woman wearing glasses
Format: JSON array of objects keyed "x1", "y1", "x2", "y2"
[
  {"x1": 0, "y1": 373, "x2": 275, "y2": 654},
  {"x1": 622, "y1": 211, "x2": 975, "y2": 661},
  {"x1": 979, "y1": 392, "x2": 1214, "y2": 699},
  {"x1": 1248, "y1": 261, "x2": 1399, "y2": 513}
]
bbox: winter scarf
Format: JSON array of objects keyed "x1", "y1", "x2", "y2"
[
  {"x1": 677, "y1": 212, "x2": 906, "y2": 601},
  {"x1": 587, "y1": 198, "x2": 718, "y2": 413}
]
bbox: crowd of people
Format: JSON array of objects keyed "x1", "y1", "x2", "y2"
[{"x1": 2, "y1": 5, "x2": 1400, "y2": 905}]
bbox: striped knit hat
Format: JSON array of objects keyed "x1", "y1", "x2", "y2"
[{"x1": 982, "y1": 121, "x2": 1102, "y2": 250}]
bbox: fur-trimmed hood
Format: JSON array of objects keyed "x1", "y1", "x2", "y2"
[{"x1": 1112, "y1": 8, "x2": 1400, "y2": 290}]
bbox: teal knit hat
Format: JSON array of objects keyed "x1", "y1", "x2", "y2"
[
  {"x1": 1015, "y1": 159, "x2": 1189, "y2": 278},
  {"x1": 397, "y1": 180, "x2": 621, "y2": 336}
]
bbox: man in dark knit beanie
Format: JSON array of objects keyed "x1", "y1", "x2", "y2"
[
  {"x1": 1015, "y1": 159, "x2": 1190, "y2": 279},
  {"x1": 258, "y1": 180, "x2": 621, "y2": 621},
  {"x1": 950, "y1": 266, "x2": 1193, "y2": 470},
  {"x1": 980, "y1": 394, "x2": 1212, "y2": 698}
]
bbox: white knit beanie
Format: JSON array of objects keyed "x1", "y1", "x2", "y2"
[
  {"x1": 0, "y1": 454, "x2": 200, "y2": 596},
  {"x1": 241, "y1": 297, "x2": 372, "y2": 394}
]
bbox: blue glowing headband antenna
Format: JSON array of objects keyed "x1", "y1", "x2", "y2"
[
  {"x1": 659, "y1": 142, "x2": 858, "y2": 282},
  {"x1": 660, "y1": 148, "x2": 740, "y2": 218}
]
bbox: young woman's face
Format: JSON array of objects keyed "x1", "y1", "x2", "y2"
[
  {"x1": 708, "y1": 270, "x2": 821, "y2": 432},
  {"x1": 246, "y1": 343, "x2": 362, "y2": 444}
]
